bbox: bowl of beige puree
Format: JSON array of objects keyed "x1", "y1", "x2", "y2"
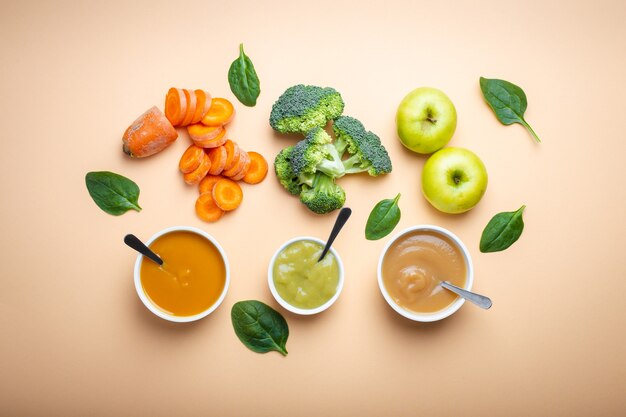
[{"x1": 377, "y1": 225, "x2": 473, "y2": 322}]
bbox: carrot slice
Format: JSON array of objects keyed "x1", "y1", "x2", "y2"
[
  {"x1": 180, "y1": 89, "x2": 197, "y2": 127},
  {"x1": 188, "y1": 123, "x2": 223, "y2": 141},
  {"x1": 195, "y1": 192, "x2": 225, "y2": 222},
  {"x1": 201, "y1": 98, "x2": 235, "y2": 127},
  {"x1": 122, "y1": 106, "x2": 178, "y2": 158},
  {"x1": 242, "y1": 151, "x2": 268, "y2": 184},
  {"x1": 164, "y1": 88, "x2": 187, "y2": 127},
  {"x1": 207, "y1": 146, "x2": 227, "y2": 175},
  {"x1": 231, "y1": 153, "x2": 252, "y2": 181},
  {"x1": 191, "y1": 126, "x2": 227, "y2": 148},
  {"x1": 183, "y1": 152, "x2": 211, "y2": 185},
  {"x1": 190, "y1": 90, "x2": 207, "y2": 124},
  {"x1": 222, "y1": 149, "x2": 248, "y2": 177},
  {"x1": 198, "y1": 174, "x2": 222, "y2": 195},
  {"x1": 223, "y1": 140, "x2": 241, "y2": 170},
  {"x1": 212, "y1": 178, "x2": 243, "y2": 211},
  {"x1": 201, "y1": 92, "x2": 212, "y2": 118},
  {"x1": 179, "y1": 144, "x2": 205, "y2": 174}
]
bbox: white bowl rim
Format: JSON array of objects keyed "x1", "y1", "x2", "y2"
[
  {"x1": 133, "y1": 225, "x2": 230, "y2": 323},
  {"x1": 268, "y1": 236, "x2": 344, "y2": 315},
  {"x1": 377, "y1": 225, "x2": 474, "y2": 322}
]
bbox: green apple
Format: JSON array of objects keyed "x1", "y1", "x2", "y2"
[
  {"x1": 421, "y1": 147, "x2": 488, "y2": 214},
  {"x1": 396, "y1": 87, "x2": 457, "y2": 154}
]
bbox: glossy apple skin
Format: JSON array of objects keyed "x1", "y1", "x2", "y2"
[
  {"x1": 421, "y1": 147, "x2": 488, "y2": 214},
  {"x1": 396, "y1": 87, "x2": 457, "y2": 154}
]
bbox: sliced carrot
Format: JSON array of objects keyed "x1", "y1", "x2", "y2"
[
  {"x1": 212, "y1": 178, "x2": 243, "y2": 211},
  {"x1": 195, "y1": 192, "x2": 225, "y2": 222},
  {"x1": 222, "y1": 149, "x2": 248, "y2": 177},
  {"x1": 198, "y1": 174, "x2": 222, "y2": 195},
  {"x1": 231, "y1": 153, "x2": 252, "y2": 181},
  {"x1": 201, "y1": 91, "x2": 212, "y2": 118},
  {"x1": 191, "y1": 126, "x2": 227, "y2": 148},
  {"x1": 201, "y1": 97, "x2": 235, "y2": 127},
  {"x1": 164, "y1": 88, "x2": 187, "y2": 127},
  {"x1": 242, "y1": 151, "x2": 268, "y2": 184},
  {"x1": 180, "y1": 89, "x2": 197, "y2": 127},
  {"x1": 191, "y1": 90, "x2": 213, "y2": 124},
  {"x1": 207, "y1": 146, "x2": 227, "y2": 175},
  {"x1": 222, "y1": 140, "x2": 241, "y2": 170},
  {"x1": 122, "y1": 106, "x2": 178, "y2": 158},
  {"x1": 183, "y1": 152, "x2": 211, "y2": 185},
  {"x1": 179, "y1": 144, "x2": 205, "y2": 174}
]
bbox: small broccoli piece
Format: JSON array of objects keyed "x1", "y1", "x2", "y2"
[
  {"x1": 274, "y1": 146, "x2": 314, "y2": 195},
  {"x1": 332, "y1": 116, "x2": 393, "y2": 176},
  {"x1": 290, "y1": 127, "x2": 346, "y2": 178},
  {"x1": 269, "y1": 84, "x2": 345, "y2": 134},
  {"x1": 299, "y1": 172, "x2": 346, "y2": 214}
]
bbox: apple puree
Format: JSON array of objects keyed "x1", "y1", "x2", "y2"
[{"x1": 382, "y1": 230, "x2": 466, "y2": 313}]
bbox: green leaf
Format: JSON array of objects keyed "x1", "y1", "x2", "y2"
[
  {"x1": 231, "y1": 300, "x2": 289, "y2": 356},
  {"x1": 365, "y1": 194, "x2": 401, "y2": 240},
  {"x1": 85, "y1": 171, "x2": 141, "y2": 216},
  {"x1": 480, "y1": 205, "x2": 526, "y2": 253},
  {"x1": 479, "y1": 77, "x2": 541, "y2": 143},
  {"x1": 228, "y1": 43, "x2": 260, "y2": 107}
]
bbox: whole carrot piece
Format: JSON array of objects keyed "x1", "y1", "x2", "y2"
[{"x1": 122, "y1": 106, "x2": 178, "y2": 158}]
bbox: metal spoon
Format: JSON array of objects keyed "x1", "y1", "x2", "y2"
[
  {"x1": 318, "y1": 207, "x2": 352, "y2": 262},
  {"x1": 124, "y1": 234, "x2": 163, "y2": 266},
  {"x1": 440, "y1": 281, "x2": 492, "y2": 309}
]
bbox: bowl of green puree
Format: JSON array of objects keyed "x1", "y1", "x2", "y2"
[{"x1": 268, "y1": 236, "x2": 344, "y2": 315}]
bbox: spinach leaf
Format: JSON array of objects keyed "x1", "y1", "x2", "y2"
[
  {"x1": 228, "y1": 43, "x2": 260, "y2": 107},
  {"x1": 85, "y1": 171, "x2": 141, "y2": 215},
  {"x1": 479, "y1": 77, "x2": 541, "y2": 143},
  {"x1": 480, "y1": 205, "x2": 526, "y2": 253},
  {"x1": 231, "y1": 300, "x2": 288, "y2": 356},
  {"x1": 365, "y1": 194, "x2": 401, "y2": 240}
]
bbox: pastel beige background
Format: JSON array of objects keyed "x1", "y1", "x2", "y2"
[{"x1": 1, "y1": 0, "x2": 625, "y2": 415}]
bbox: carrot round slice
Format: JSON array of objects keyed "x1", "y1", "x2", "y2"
[
  {"x1": 190, "y1": 90, "x2": 207, "y2": 124},
  {"x1": 223, "y1": 140, "x2": 241, "y2": 170},
  {"x1": 212, "y1": 178, "x2": 243, "y2": 211},
  {"x1": 201, "y1": 98, "x2": 235, "y2": 127},
  {"x1": 242, "y1": 151, "x2": 268, "y2": 184},
  {"x1": 183, "y1": 152, "x2": 211, "y2": 185},
  {"x1": 192, "y1": 127, "x2": 227, "y2": 148},
  {"x1": 198, "y1": 174, "x2": 222, "y2": 195},
  {"x1": 180, "y1": 89, "x2": 197, "y2": 127},
  {"x1": 179, "y1": 144, "x2": 205, "y2": 174},
  {"x1": 195, "y1": 192, "x2": 224, "y2": 222},
  {"x1": 188, "y1": 123, "x2": 223, "y2": 141},
  {"x1": 207, "y1": 146, "x2": 227, "y2": 175},
  {"x1": 164, "y1": 88, "x2": 187, "y2": 127},
  {"x1": 231, "y1": 153, "x2": 252, "y2": 181},
  {"x1": 222, "y1": 149, "x2": 247, "y2": 177}
]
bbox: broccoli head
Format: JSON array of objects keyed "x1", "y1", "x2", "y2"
[
  {"x1": 269, "y1": 84, "x2": 345, "y2": 134},
  {"x1": 299, "y1": 172, "x2": 346, "y2": 214},
  {"x1": 273, "y1": 146, "x2": 315, "y2": 195},
  {"x1": 332, "y1": 116, "x2": 392, "y2": 176},
  {"x1": 290, "y1": 127, "x2": 346, "y2": 178}
]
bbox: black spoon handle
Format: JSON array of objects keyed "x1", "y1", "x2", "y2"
[
  {"x1": 318, "y1": 207, "x2": 352, "y2": 262},
  {"x1": 124, "y1": 234, "x2": 163, "y2": 266}
]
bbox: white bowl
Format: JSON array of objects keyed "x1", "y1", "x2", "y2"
[
  {"x1": 133, "y1": 226, "x2": 230, "y2": 322},
  {"x1": 377, "y1": 225, "x2": 473, "y2": 322},
  {"x1": 268, "y1": 236, "x2": 344, "y2": 315}
]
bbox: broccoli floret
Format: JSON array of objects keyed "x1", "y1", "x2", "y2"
[
  {"x1": 269, "y1": 84, "x2": 345, "y2": 134},
  {"x1": 290, "y1": 127, "x2": 346, "y2": 178},
  {"x1": 274, "y1": 146, "x2": 314, "y2": 195},
  {"x1": 299, "y1": 172, "x2": 346, "y2": 214},
  {"x1": 332, "y1": 116, "x2": 392, "y2": 176}
]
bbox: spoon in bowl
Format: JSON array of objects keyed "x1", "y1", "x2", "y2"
[
  {"x1": 440, "y1": 281, "x2": 492, "y2": 309},
  {"x1": 318, "y1": 207, "x2": 352, "y2": 262},
  {"x1": 124, "y1": 234, "x2": 163, "y2": 266}
]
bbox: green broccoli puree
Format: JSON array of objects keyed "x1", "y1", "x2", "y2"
[{"x1": 273, "y1": 240, "x2": 339, "y2": 309}]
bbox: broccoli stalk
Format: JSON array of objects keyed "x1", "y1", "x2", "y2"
[
  {"x1": 290, "y1": 127, "x2": 346, "y2": 179},
  {"x1": 299, "y1": 172, "x2": 346, "y2": 214}
]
